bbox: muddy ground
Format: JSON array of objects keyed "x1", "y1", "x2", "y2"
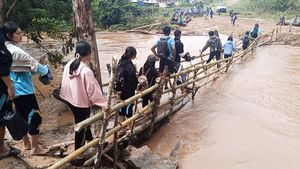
[{"x1": 1, "y1": 11, "x2": 300, "y2": 169}]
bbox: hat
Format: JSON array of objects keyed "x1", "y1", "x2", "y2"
[{"x1": 147, "y1": 54, "x2": 159, "y2": 63}]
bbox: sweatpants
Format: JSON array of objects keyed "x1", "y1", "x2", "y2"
[{"x1": 67, "y1": 103, "x2": 93, "y2": 150}]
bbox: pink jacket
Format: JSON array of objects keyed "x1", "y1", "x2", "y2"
[{"x1": 60, "y1": 59, "x2": 106, "y2": 108}]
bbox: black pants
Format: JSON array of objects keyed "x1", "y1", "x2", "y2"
[
  {"x1": 14, "y1": 94, "x2": 41, "y2": 135},
  {"x1": 142, "y1": 93, "x2": 153, "y2": 107},
  {"x1": 159, "y1": 57, "x2": 175, "y2": 74},
  {"x1": 207, "y1": 51, "x2": 221, "y2": 64},
  {"x1": 67, "y1": 103, "x2": 93, "y2": 150},
  {"x1": 224, "y1": 54, "x2": 232, "y2": 59}
]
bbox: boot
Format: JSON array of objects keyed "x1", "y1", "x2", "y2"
[{"x1": 30, "y1": 135, "x2": 47, "y2": 155}]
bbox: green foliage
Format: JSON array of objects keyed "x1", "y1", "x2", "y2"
[
  {"x1": 229, "y1": 0, "x2": 299, "y2": 20},
  {"x1": 92, "y1": 0, "x2": 141, "y2": 28},
  {"x1": 5, "y1": 0, "x2": 73, "y2": 66}
]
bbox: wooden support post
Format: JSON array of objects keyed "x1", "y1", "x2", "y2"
[
  {"x1": 94, "y1": 58, "x2": 116, "y2": 169},
  {"x1": 147, "y1": 66, "x2": 167, "y2": 138},
  {"x1": 112, "y1": 94, "x2": 120, "y2": 169}
]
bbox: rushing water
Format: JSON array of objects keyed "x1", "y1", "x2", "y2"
[
  {"x1": 30, "y1": 32, "x2": 300, "y2": 169},
  {"x1": 145, "y1": 45, "x2": 300, "y2": 169}
]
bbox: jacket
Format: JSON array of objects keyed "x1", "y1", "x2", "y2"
[
  {"x1": 118, "y1": 58, "x2": 138, "y2": 100},
  {"x1": 223, "y1": 40, "x2": 236, "y2": 55},
  {"x1": 139, "y1": 61, "x2": 159, "y2": 87},
  {"x1": 60, "y1": 59, "x2": 106, "y2": 108},
  {"x1": 202, "y1": 36, "x2": 222, "y2": 53},
  {"x1": 0, "y1": 35, "x2": 12, "y2": 96},
  {"x1": 5, "y1": 41, "x2": 39, "y2": 72}
]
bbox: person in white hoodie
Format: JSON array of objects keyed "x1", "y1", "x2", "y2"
[
  {"x1": 223, "y1": 36, "x2": 236, "y2": 60},
  {"x1": 2, "y1": 21, "x2": 51, "y2": 155}
]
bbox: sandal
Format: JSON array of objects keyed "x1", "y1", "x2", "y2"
[{"x1": 0, "y1": 146, "x2": 21, "y2": 160}]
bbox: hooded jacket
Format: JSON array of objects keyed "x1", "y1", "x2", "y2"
[
  {"x1": 117, "y1": 58, "x2": 138, "y2": 100},
  {"x1": 223, "y1": 40, "x2": 236, "y2": 55},
  {"x1": 202, "y1": 36, "x2": 222, "y2": 53},
  {"x1": 60, "y1": 59, "x2": 106, "y2": 108},
  {"x1": 5, "y1": 41, "x2": 39, "y2": 72}
]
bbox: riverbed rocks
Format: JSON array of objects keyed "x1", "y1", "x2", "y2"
[{"x1": 124, "y1": 145, "x2": 178, "y2": 169}]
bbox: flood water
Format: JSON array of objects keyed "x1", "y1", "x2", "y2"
[
  {"x1": 31, "y1": 32, "x2": 300, "y2": 168},
  {"x1": 145, "y1": 45, "x2": 300, "y2": 169}
]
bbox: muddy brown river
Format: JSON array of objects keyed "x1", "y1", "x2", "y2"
[
  {"x1": 26, "y1": 32, "x2": 300, "y2": 168},
  {"x1": 95, "y1": 33, "x2": 300, "y2": 169},
  {"x1": 145, "y1": 45, "x2": 300, "y2": 169}
]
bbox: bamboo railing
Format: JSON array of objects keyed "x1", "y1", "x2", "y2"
[{"x1": 48, "y1": 31, "x2": 274, "y2": 169}]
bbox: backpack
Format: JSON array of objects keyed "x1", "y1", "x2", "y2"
[
  {"x1": 114, "y1": 63, "x2": 126, "y2": 92},
  {"x1": 251, "y1": 27, "x2": 258, "y2": 38},
  {"x1": 210, "y1": 38, "x2": 219, "y2": 51},
  {"x1": 157, "y1": 37, "x2": 170, "y2": 58},
  {"x1": 138, "y1": 66, "x2": 150, "y2": 91},
  {"x1": 242, "y1": 36, "x2": 250, "y2": 47}
]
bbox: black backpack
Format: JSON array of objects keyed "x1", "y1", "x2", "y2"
[
  {"x1": 251, "y1": 27, "x2": 258, "y2": 38},
  {"x1": 114, "y1": 63, "x2": 126, "y2": 92},
  {"x1": 210, "y1": 38, "x2": 219, "y2": 51},
  {"x1": 242, "y1": 36, "x2": 250, "y2": 46},
  {"x1": 157, "y1": 37, "x2": 170, "y2": 58}
]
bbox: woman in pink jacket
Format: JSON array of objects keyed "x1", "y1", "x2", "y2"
[{"x1": 60, "y1": 41, "x2": 106, "y2": 158}]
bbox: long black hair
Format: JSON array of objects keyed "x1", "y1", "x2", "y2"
[
  {"x1": 121, "y1": 46, "x2": 137, "y2": 60},
  {"x1": 1, "y1": 21, "x2": 19, "y2": 41},
  {"x1": 69, "y1": 41, "x2": 91, "y2": 75}
]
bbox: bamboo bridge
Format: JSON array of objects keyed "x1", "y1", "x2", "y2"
[{"x1": 48, "y1": 30, "x2": 276, "y2": 169}]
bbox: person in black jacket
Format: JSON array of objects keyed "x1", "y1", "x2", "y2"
[
  {"x1": 117, "y1": 47, "x2": 138, "y2": 122},
  {"x1": 0, "y1": 31, "x2": 20, "y2": 159},
  {"x1": 138, "y1": 54, "x2": 159, "y2": 107}
]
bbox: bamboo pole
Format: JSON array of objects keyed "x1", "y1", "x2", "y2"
[
  {"x1": 147, "y1": 66, "x2": 167, "y2": 138},
  {"x1": 84, "y1": 94, "x2": 189, "y2": 166},
  {"x1": 94, "y1": 58, "x2": 116, "y2": 169},
  {"x1": 112, "y1": 93, "x2": 120, "y2": 169},
  {"x1": 74, "y1": 84, "x2": 159, "y2": 132},
  {"x1": 49, "y1": 102, "x2": 154, "y2": 169},
  {"x1": 48, "y1": 141, "x2": 75, "y2": 151}
]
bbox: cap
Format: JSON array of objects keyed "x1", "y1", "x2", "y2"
[{"x1": 147, "y1": 54, "x2": 159, "y2": 63}]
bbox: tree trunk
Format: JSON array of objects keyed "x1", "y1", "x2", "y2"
[
  {"x1": 72, "y1": 0, "x2": 102, "y2": 86},
  {"x1": 0, "y1": 0, "x2": 5, "y2": 25}
]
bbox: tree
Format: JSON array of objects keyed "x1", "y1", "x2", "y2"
[{"x1": 72, "y1": 0, "x2": 102, "y2": 86}]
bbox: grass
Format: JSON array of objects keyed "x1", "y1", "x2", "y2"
[{"x1": 224, "y1": 0, "x2": 298, "y2": 22}]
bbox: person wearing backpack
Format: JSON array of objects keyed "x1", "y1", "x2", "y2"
[
  {"x1": 200, "y1": 31, "x2": 222, "y2": 68},
  {"x1": 0, "y1": 29, "x2": 21, "y2": 160},
  {"x1": 250, "y1": 23, "x2": 261, "y2": 39},
  {"x1": 223, "y1": 36, "x2": 236, "y2": 60},
  {"x1": 138, "y1": 54, "x2": 159, "y2": 107},
  {"x1": 115, "y1": 47, "x2": 138, "y2": 122},
  {"x1": 151, "y1": 26, "x2": 176, "y2": 74},
  {"x1": 242, "y1": 31, "x2": 250, "y2": 50},
  {"x1": 2, "y1": 21, "x2": 52, "y2": 155}
]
